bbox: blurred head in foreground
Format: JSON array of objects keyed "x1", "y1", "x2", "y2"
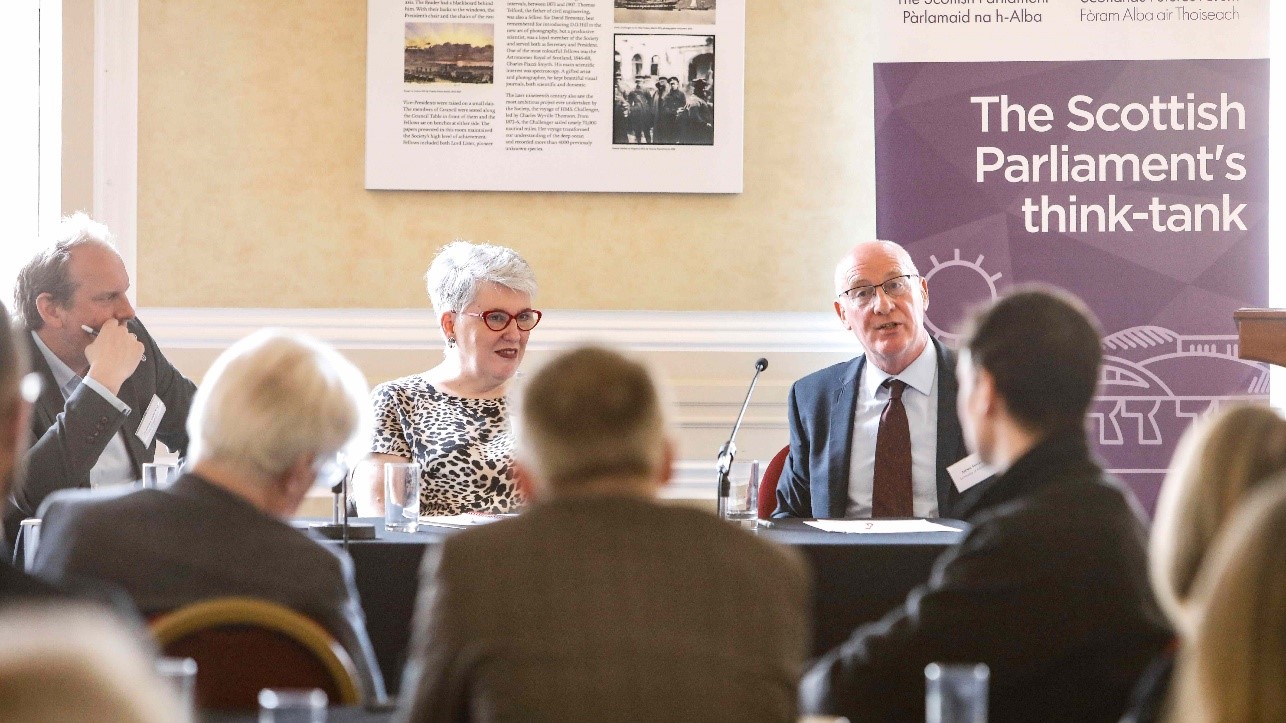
[
  {"x1": 513, "y1": 346, "x2": 673, "y2": 500},
  {"x1": 1168, "y1": 478, "x2": 1286, "y2": 723},
  {"x1": 186, "y1": 329, "x2": 371, "y2": 517},
  {"x1": 0, "y1": 302, "x2": 32, "y2": 511},
  {"x1": 1149, "y1": 404, "x2": 1286, "y2": 623},
  {"x1": 0, "y1": 603, "x2": 188, "y2": 723},
  {"x1": 955, "y1": 285, "x2": 1101, "y2": 470}
]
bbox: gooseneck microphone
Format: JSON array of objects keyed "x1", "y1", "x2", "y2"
[{"x1": 716, "y1": 358, "x2": 768, "y2": 519}]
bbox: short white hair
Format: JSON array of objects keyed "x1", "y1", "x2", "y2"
[
  {"x1": 187, "y1": 329, "x2": 371, "y2": 479},
  {"x1": 424, "y1": 240, "x2": 537, "y2": 316}
]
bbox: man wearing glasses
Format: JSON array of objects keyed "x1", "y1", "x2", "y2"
[{"x1": 773, "y1": 240, "x2": 978, "y2": 519}]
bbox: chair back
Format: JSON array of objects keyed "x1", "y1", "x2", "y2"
[
  {"x1": 757, "y1": 445, "x2": 791, "y2": 518},
  {"x1": 149, "y1": 597, "x2": 361, "y2": 710}
]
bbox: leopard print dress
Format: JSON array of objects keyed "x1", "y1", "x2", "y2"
[{"x1": 370, "y1": 374, "x2": 523, "y2": 515}]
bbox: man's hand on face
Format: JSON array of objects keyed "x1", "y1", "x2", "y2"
[{"x1": 84, "y1": 319, "x2": 144, "y2": 395}]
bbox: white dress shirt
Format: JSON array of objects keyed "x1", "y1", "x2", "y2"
[
  {"x1": 846, "y1": 343, "x2": 940, "y2": 517},
  {"x1": 31, "y1": 332, "x2": 136, "y2": 488}
]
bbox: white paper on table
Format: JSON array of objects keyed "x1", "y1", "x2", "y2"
[
  {"x1": 417, "y1": 513, "x2": 512, "y2": 528},
  {"x1": 803, "y1": 519, "x2": 960, "y2": 534}
]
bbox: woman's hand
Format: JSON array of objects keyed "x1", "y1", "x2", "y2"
[{"x1": 353, "y1": 453, "x2": 412, "y2": 517}]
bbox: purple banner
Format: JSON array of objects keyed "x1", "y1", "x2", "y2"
[{"x1": 875, "y1": 60, "x2": 1270, "y2": 512}]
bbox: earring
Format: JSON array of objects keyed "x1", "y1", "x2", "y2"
[{"x1": 447, "y1": 337, "x2": 457, "y2": 348}]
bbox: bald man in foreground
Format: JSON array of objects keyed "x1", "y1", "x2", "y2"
[
  {"x1": 775, "y1": 240, "x2": 978, "y2": 520},
  {"x1": 398, "y1": 346, "x2": 810, "y2": 722}
]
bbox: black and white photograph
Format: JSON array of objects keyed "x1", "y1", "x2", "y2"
[
  {"x1": 612, "y1": 35, "x2": 715, "y2": 146},
  {"x1": 404, "y1": 23, "x2": 494, "y2": 85},
  {"x1": 614, "y1": 0, "x2": 716, "y2": 25}
]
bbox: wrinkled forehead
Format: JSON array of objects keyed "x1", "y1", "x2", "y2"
[{"x1": 834, "y1": 242, "x2": 917, "y2": 292}]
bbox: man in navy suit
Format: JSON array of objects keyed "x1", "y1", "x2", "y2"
[
  {"x1": 774, "y1": 240, "x2": 974, "y2": 519},
  {"x1": 5, "y1": 214, "x2": 197, "y2": 542}
]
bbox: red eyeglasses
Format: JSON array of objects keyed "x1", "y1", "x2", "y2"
[{"x1": 459, "y1": 309, "x2": 543, "y2": 331}]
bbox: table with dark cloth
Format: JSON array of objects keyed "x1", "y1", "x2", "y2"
[
  {"x1": 300, "y1": 517, "x2": 967, "y2": 695},
  {"x1": 203, "y1": 705, "x2": 394, "y2": 722}
]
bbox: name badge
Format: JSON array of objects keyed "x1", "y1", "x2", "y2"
[
  {"x1": 947, "y1": 453, "x2": 995, "y2": 493},
  {"x1": 136, "y1": 394, "x2": 166, "y2": 447}
]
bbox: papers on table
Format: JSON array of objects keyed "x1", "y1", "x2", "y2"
[
  {"x1": 417, "y1": 513, "x2": 512, "y2": 529},
  {"x1": 804, "y1": 519, "x2": 960, "y2": 534}
]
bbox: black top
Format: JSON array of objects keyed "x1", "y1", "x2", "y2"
[{"x1": 800, "y1": 433, "x2": 1173, "y2": 722}]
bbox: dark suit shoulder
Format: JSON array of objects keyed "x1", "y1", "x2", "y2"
[
  {"x1": 0, "y1": 563, "x2": 75, "y2": 604},
  {"x1": 793, "y1": 357, "x2": 861, "y2": 395}
]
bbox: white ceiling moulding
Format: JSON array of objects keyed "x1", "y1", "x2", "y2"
[{"x1": 141, "y1": 308, "x2": 858, "y2": 353}]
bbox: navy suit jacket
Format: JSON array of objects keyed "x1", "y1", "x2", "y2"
[
  {"x1": 5, "y1": 318, "x2": 197, "y2": 544},
  {"x1": 774, "y1": 338, "x2": 972, "y2": 519}
]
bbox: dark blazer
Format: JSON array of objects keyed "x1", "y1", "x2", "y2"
[
  {"x1": 0, "y1": 561, "x2": 76, "y2": 605},
  {"x1": 774, "y1": 338, "x2": 971, "y2": 519},
  {"x1": 7, "y1": 318, "x2": 197, "y2": 536},
  {"x1": 397, "y1": 495, "x2": 812, "y2": 723},
  {"x1": 798, "y1": 434, "x2": 1173, "y2": 722},
  {"x1": 33, "y1": 474, "x2": 386, "y2": 704}
]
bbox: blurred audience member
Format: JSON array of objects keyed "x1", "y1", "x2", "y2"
[
  {"x1": 0, "y1": 303, "x2": 75, "y2": 603},
  {"x1": 1123, "y1": 405, "x2": 1286, "y2": 723},
  {"x1": 1166, "y1": 478, "x2": 1286, "y2": 723},
  {"x1": 366, "y1": 241, "x2": 540, "y2": 516},
  {"x1": 0, "y1": 603, "x2": 187, "y2": 723},
  {"x1": 397, "y1": 346, "x2": 810, "y2": 722},
  {"x1": 801, "y1": 287, "x2": 1170, "y2": 722},
  {"x1": 6, "y1": 214, "x2": 196, "y2": 542},
  {"x1": 35, "y1": 330, "x2": 386, "y2": 703}
]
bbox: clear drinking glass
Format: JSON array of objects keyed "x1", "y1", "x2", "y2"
[
  {"x1": 926, "y1": 662, "x2": 989, "y2": 723},
  {"x1": 384, "y1": 462, "x2": 422, "y2": 532},
  {"x1": 258, "y1": 687, "x2": 327, "y2": 723},
  {"x1": 19, "y1": 518, "x2": 41, "y2": 572},
  {"x1": 142, "y1": 461, "x2": 180, "y2": 490},
  {"x1": 156, "y1": 657, "x2": 197, "y2": 716},
  {"x1": 722, "y1": 459, "x2": 760, "y2": 528}
]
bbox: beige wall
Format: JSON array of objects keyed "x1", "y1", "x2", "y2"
[
  {"x1": 61, "y1": 0, "x2": 93, "y2": 216},
  {"x1": 131, "y1": 0, "x2": 875, "y2": 312}
]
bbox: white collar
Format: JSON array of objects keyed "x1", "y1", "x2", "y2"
[{"x1": 861, "y1": 340, "x2": 937, "y2": 398}]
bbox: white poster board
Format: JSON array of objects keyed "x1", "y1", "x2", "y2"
[{"x1": 365, "y1": 0, "x2": 744, "y2": 193}]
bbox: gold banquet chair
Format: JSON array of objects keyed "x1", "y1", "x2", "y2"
[{"x1": 149, "y1": 597, "x2": 361, "y2": 710}]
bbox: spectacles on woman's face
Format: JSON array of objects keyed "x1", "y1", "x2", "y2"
[{"x1": 459, "y1": 309, "x2": 543, "y2": 332}]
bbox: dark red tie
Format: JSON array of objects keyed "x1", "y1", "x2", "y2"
[{"x1": 873, "y1": 378, "x2": 913, "y2": 517}]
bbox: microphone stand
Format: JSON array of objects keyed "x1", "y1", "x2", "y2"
[
  {"x1": 716, "y1": 358, "x2": 768, "y2": 519},
  {"x1": 312, "y1": 463, "x2": 376, "y2": 544}
]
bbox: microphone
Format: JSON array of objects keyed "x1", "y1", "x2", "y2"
[
  {"x1": 716, "y1": 358, "x2": 768, "y2": 520},
  {"x1": 312, "y1": 457, "x2": 376, "y2": 544}
]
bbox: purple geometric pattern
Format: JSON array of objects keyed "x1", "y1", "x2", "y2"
[{"x1": 875, "y1": 60, "x2": 1270, "y2": 513}]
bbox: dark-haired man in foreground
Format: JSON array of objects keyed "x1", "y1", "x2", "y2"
[
  {"x1": 800, "y1": 287, "x2": 1171, "y2": 722},
  {"x1": 398, "y1": 346, "x2": 810, "y2": 722}
]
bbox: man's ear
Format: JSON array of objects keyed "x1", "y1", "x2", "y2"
[
  {"x1": 34, "y1": 293, "x2": 68, "y2": 329},
  {"x1": 655, "y1": 438, "x2": 676, "y2": 489},
  {"x1": 834, "y1": 299, "x2": 850, "y2": 330},
  {"x1": 975, "y1": 367, "x2": 1000, "y2": 419}
]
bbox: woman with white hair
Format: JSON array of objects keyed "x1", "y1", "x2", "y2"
[{"x1": 367, "y1": 241, "x2": 540, "y2": 516}]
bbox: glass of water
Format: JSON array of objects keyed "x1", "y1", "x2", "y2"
[
  {"x1": 722, "y1": 459, "x2": 760, "y2": 528},
  {"x1": 926, "y1": 662, "x2": 989, "y2": 723},
  {"x1": 384, "y1": 462, "x2": 422, "y2": 532},
  {"x1": 258, "y1": 687, "x2": 327, "y2": 723}
]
